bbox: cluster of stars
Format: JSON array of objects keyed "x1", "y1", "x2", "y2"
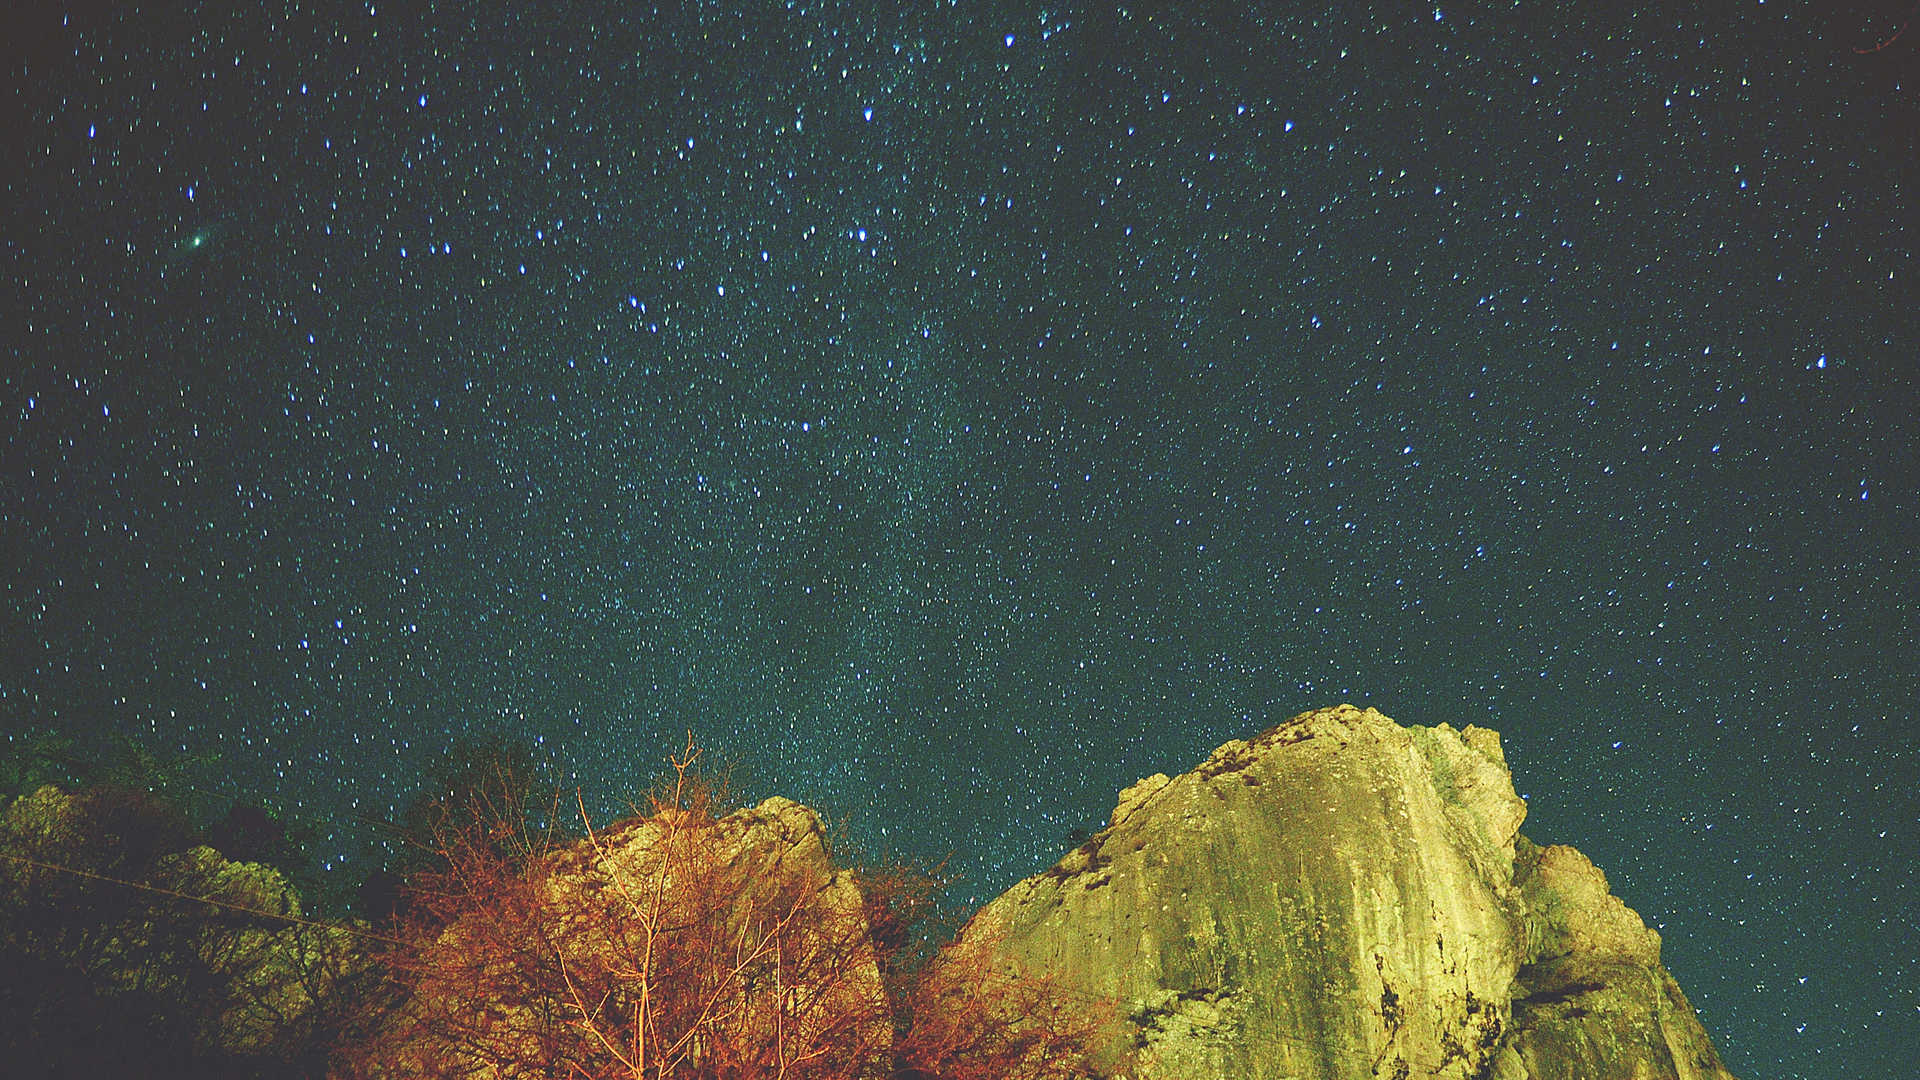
[{"x1": 4, "y1": 4, "x2": 1915, "y2": 1077}]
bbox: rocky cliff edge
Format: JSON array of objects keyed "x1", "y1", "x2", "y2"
[{"x1": 954, "y1": 704, "x2": 1739, "y2": 1080}]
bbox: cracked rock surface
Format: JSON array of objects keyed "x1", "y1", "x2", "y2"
[{"x1": 956, "y1": 705, "x2": 1738, "y2": 1080}]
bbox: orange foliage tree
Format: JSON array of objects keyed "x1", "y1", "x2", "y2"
[{"x1": 337, "y1": 738, "x2": 1109, "y2": 1080}]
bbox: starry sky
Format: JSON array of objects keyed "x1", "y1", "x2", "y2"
[{"x1": 4, "y1": 2, "x2": 1917, "y2": 1076}]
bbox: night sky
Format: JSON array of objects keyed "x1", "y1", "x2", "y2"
[{"x1": 5, "y1": 2, "x2": 1917, "y2": 1076}]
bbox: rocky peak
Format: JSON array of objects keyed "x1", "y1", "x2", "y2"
[{"x1": 952, "y1": 705, "x2": 1739, "y2": 1080}]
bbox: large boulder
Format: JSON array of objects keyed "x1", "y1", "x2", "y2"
[
  {"x1": 543, "y1": 794, "x2": 891, "y2": 1066},
  {"x1": 377, "y1": 794, "x2": 890, "y2": 1078},
  {"x1": 953, "y1": 705, "x2": 1739, "y2": 1080}
]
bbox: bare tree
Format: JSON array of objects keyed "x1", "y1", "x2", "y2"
[{"x1": 340, "y1": 738, "x2": 1107, "y2": 1080}]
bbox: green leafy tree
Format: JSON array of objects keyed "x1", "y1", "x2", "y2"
[{"x1": 0, "y1": 782, "x2": 371, "y2": 1079}]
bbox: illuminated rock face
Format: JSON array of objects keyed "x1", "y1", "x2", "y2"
[
  {"x1": 958, "y1": 705, "x2": 1738, "y2": 1080},
  {"x1": 388, "y1": 796, "x2": 890, "y2": 1079},
  {"x1": 1507, "y1": 839, "x2": 1736, "y2": 1080}
]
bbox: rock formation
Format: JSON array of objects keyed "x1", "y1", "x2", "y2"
[
  {"x1": 1507, "y1": 838, "x2": 1733, "y2": 1078},
  {"x1": 0, "y1": 784, "x2": 364, "y2": 1066},
  {"x1": 372, "y1": 794, "x2": 891, "y2": 1078},
  {"x1": 541, "y1": 793, "x2": 892, "y2": 1063},
  {"x1": 951, "y1": 705, "x2": 1739, "y2": 1080},
  {"x1": 1, "y1": 712, "x2": 1743, "y2": 1079}
]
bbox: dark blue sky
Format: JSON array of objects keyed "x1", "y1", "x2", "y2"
[{"x1": 6, "y1": 3, "x2": 1916, "y2": 1076}]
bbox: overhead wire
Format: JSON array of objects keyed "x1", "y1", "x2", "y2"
[
  {"x1": 2, "y1": 764, "x2": 1522, "y2": 1076},
  {"x1": 0, "y1": 847, "x2": 409, "y2": 947}
]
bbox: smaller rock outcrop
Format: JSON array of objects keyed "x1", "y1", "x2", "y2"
[
  {"x1": 548, "y1": 794, "x2": 891, "y2": 1063},
  {"x1": 0, "y1": 784, "x2": 364, "y2": 1067},
  {"x1": 369, "y1": 794, "x2": 890, "y2": 1079},
  {"x1": 1505, "y1": 838, "x2": 1733, "y2": 1080}
]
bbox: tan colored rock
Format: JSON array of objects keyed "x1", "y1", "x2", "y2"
[
  {"x1": 548, "y1": 795, "x2": 890, "y2": 1065},
  {"x1": 1112, "y1": 773, "x2": 1172, "y2": 828},
  {"x1": 384, "y1": 795, "x2": 889, "y2": 1078},
  {"x1": 954, "y1": 705, "x2": 1740, "y2": 1080},
  {"x1": 1509, "y1": 838, "x2": 1736, "y2": 1080}
]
